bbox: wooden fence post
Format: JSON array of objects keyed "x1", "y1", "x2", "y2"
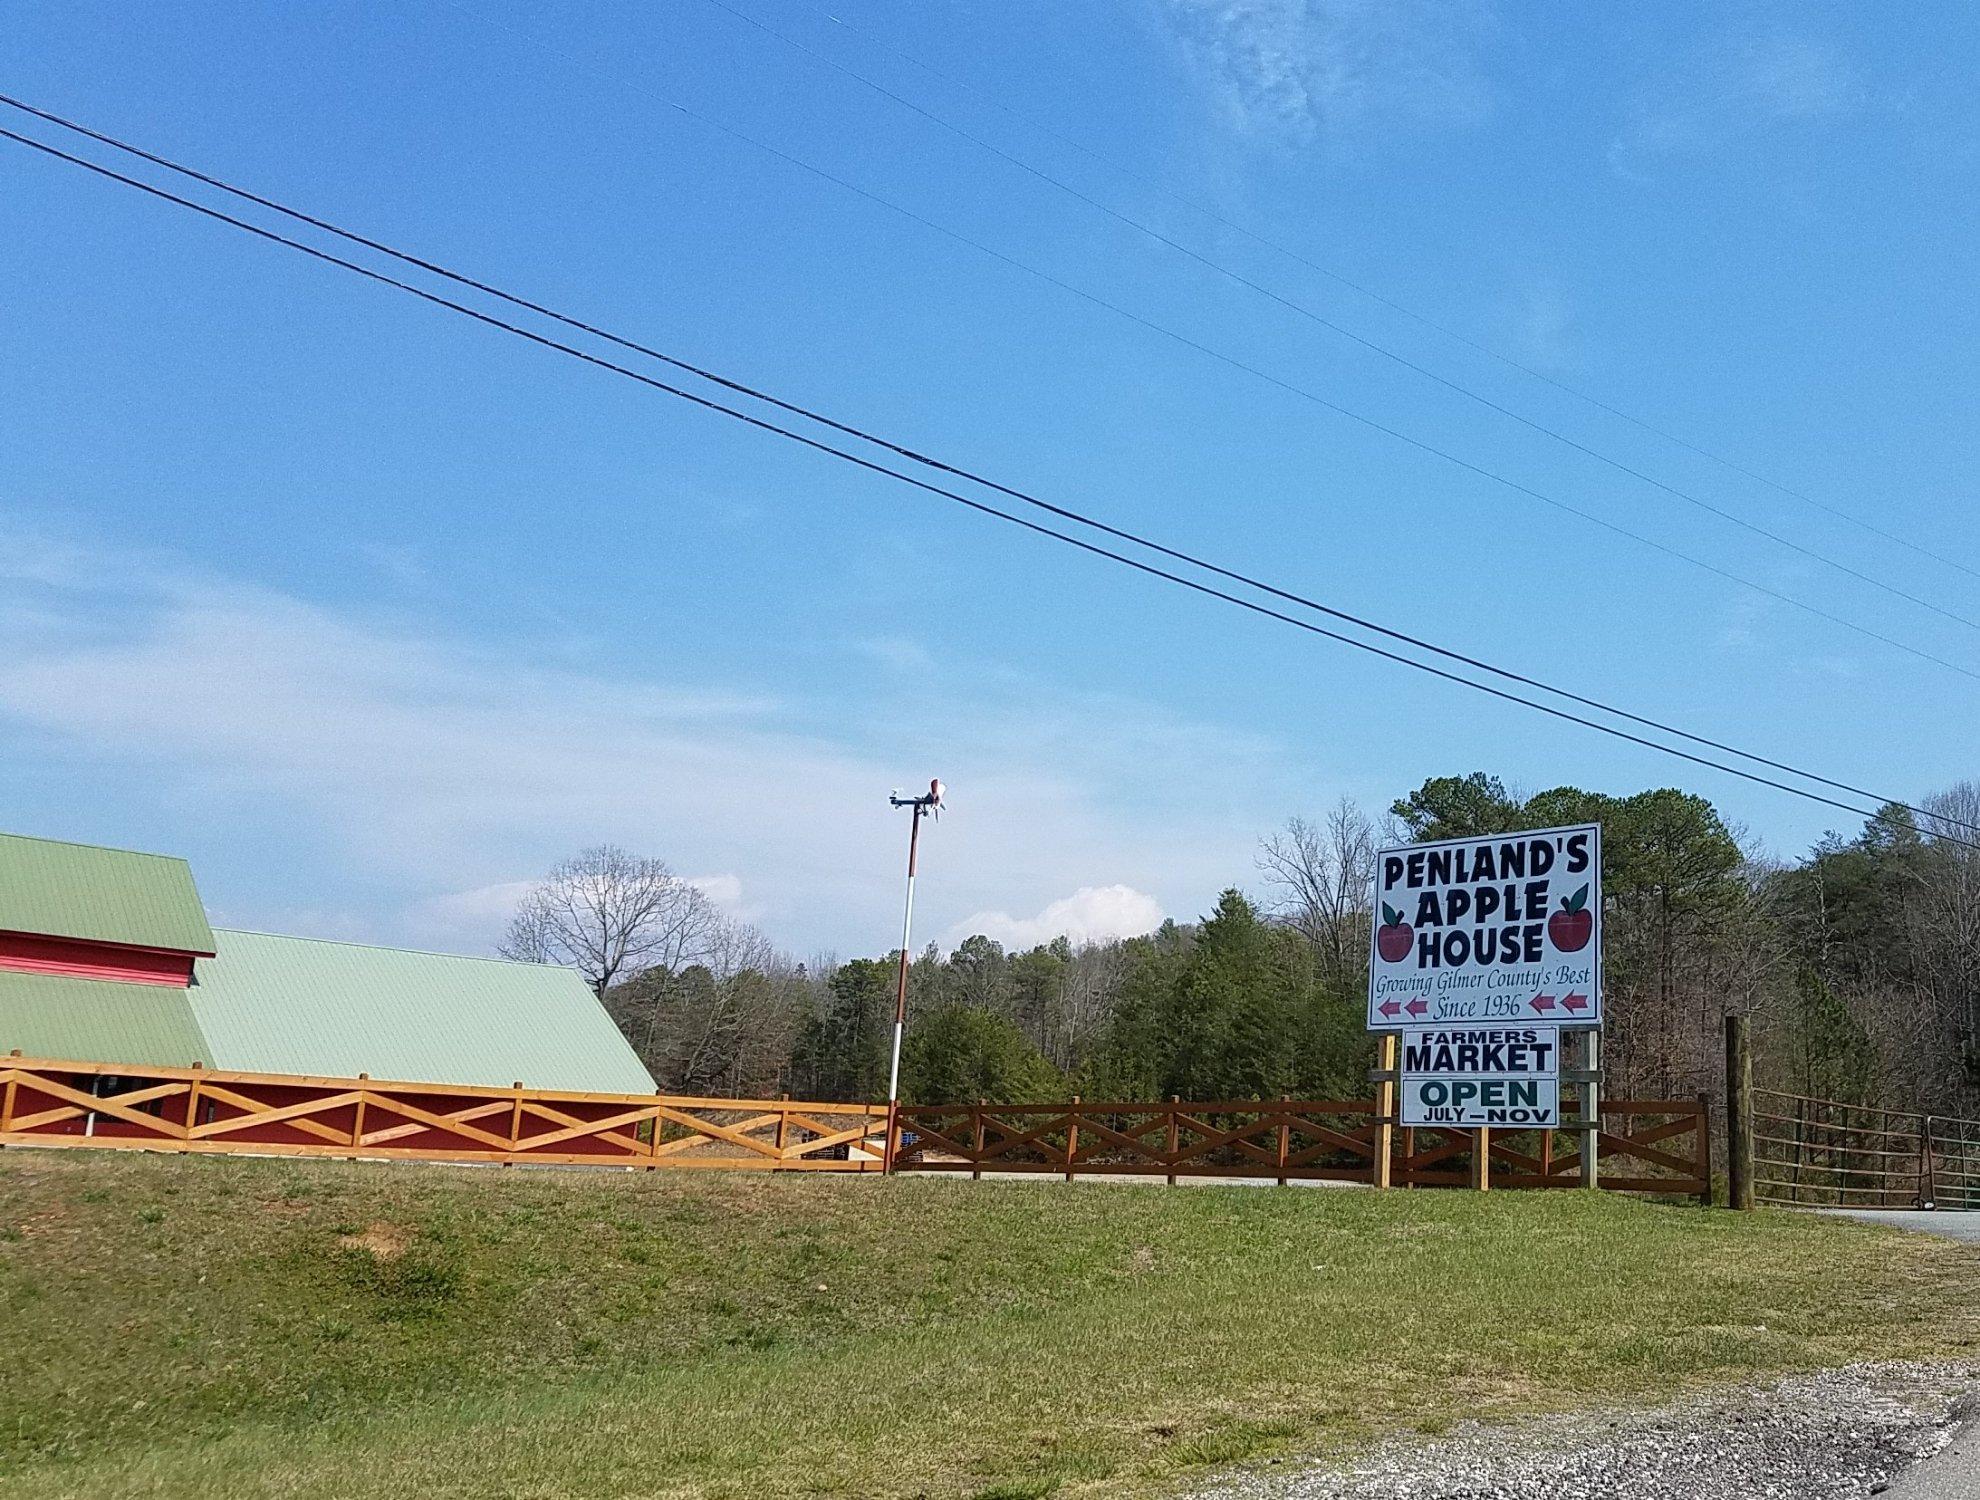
[
  {"x1": 1695, "y1": 1091, "x2": 1714, "y2": 1207},
  {"x1": 1064, "y1": 1096, "x2": 1080, "y2": 1184},
  {"x1": 1373, "y1": 1034, "x2": 1397, "y2": 1189},
  {"x1": 180, "y1": 1063, "x2": 203, "y2": 1153},
  {"x1": 1726, "y1": 1014, "x2": 1753, "y2": 1211},
  {"x1": 1166, "y1": 1096, "x2": 1180, "y2": 1186},
  {"x1": 1580, "y1": 1029, "x2": 1601, "y2": 1190},
  {"x1": 505, "y1": 1081, "x2": 525, "y2": 1166},
  {"x1": 350, "y1": 1073, "x2": 369, "y2": 1160},
  {"x1": 972, "y1": 1100, "x2": 986, "y2": 1182},
  {"x1": 2, "y1": 1049, "x2": 23, "y2": 1138},
  {"x1": 1469, "y1": 1127, "x2": 1491, "y2": 1191},
  {"x1": 775, "y1": 1092, "x2": 790, "y2": 1159},
  {"x1": 1277, "y1": 1095, "x2": 1290, "y2": 1187}
]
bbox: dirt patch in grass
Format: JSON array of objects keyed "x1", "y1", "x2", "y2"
[{"x1": 337, "y1": 1221, "x2": 409, "y2": 1259}]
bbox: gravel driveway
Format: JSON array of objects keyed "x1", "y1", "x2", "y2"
[{"x1": 1189, "y1": 1363, "x2": 1978, "y2": 1500}]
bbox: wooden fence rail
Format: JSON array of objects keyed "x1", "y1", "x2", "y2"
[
  {"x1": 0, "y1": 1054, "x2": 888, "y2": 1170},
  {"x1": 897, "y1": 1096, "x2": 1713, "y2": 1201},
  {"x1": 2, "y1": 1054, "x2": 1708, "y2": 1199}
]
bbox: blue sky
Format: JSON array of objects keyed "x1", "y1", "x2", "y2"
[{"x1": 3, "y1": 1, "x2": 1978, "y2": 959}]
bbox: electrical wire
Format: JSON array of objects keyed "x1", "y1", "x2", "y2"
[
  {"x1": 2, "y1": 117, "x2": 1973, "y2": 848},
  {"x1": 693, "y1": 0, "x2": 1980, "y2": 634},
  {"x1": 371, "y1": 14, "x2": 1980, "y2": 685},
  {"x1": 792, "y1": 0, "x2": 1980, "y2": 585},
  {"x1": 1, "y1": 90, "x2": 1967, "y2": 833}
]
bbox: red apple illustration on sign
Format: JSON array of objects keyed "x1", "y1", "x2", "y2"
[
  {"x1": 1549, "y1": 884, "x2": 1593, "y2": 952},
  {"x1": 1376, "y1": 904, "x2": 1413, "y2": 962}
]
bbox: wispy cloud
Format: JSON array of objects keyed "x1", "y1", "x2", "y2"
[
  {"x1": 0, "y1": 514, "x2": 1308, "y2": 957},
  {"x1": 1610, "y1": 32, "x2": 1865, "y2": 178},
  {"x1": 1162, "y1": 0, "x2": 1496, "y2": 148}
]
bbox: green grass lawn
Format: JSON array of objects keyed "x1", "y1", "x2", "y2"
[{"x1": 3, "y1": 1150, "x2": 1977, "y2": 1498}]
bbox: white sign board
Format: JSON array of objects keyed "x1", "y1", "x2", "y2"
[
  {"x1": 1401, "y1": 1076, "x2": 1561, "y2": 1127},
  {"x1": 1399, "y1": 1025, "x2": 1561, "y2": 1128},
  {"x1": 1368, "y1": 824, "x2": 1601, "y2": 1030}
]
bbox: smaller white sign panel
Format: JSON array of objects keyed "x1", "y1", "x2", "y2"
[
  {"x1": 1401, "y1": 1076, "x2": 1560, "y2": 1128},
  {"x1": 1401, "y1": 1026, "x2": 1560, "y2": 1079}
]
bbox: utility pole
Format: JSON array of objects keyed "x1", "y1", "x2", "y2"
[{"x1": 883, "y1": 778, "x2": 943, "y2": 1173}]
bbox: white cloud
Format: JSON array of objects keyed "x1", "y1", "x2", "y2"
[
  {"x1": 409, "y1": 880, "x2": 539, "y2": 949},
  {"x1": 686, "y1": 873, "x2": 746, "y2": 911},
  {"x1": 1162, "y1": 0, "x2": 1496, "y2": 147},
  {"x1": 0, "y1": 515, "x2": 1311, "y2": 957},
  {"x1": 949, "y1": 885, "x2": 1167, "y2": 950}
]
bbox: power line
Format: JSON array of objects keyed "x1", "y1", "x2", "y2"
[
  {"x1": 793, "y1": 0, "x2": 1980, "y2": 587},
  {"x1": 2, "y1": 90, "x2": 1966, "y2": 835},
  {"x1": 3, "y1": 115, "x2": 1973, "y2": 849},
  {"x1": 408, "y1": 11, "x2": 1980, "y2": 685},
  {"x1": 691, "y1": 0, "x2": 1980, "y2": 636}
]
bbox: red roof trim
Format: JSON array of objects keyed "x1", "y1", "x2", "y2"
[{"x1": 0, "y1": 931, "x2": 198, "y2": 988}]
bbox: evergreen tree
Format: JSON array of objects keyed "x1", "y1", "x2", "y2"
[
  {"x1": 902, "y1": 1004, "x2": 1061, "y2": 1104},
  {"x1": 788, "y1": 958, "x2": 893, "y2": 1101}
]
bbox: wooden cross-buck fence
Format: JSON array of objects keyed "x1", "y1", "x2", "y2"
[
  {"x1": 894, "y1": 1095, "x2": 1710, "y2": 1200},
  {"x1": 0, "y1": 1053, "x2": 888, "y2": 1171},
  {"x1": 0, "y1": 1054, "x2": 1710, "y2": 1201}
]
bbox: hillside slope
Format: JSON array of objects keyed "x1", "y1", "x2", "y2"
[{"x1": 3, "y1": 1151, "x2": 1977, "y2": 1498}]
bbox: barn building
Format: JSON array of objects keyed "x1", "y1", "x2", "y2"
[{"x1": 0, "y1": 831, "x2": 654, "y2": 1093}]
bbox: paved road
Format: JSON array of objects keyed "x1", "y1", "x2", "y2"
[
  {"x1": 1828, "y1": 1213, "x2": 1980, "y2": 1493},
  {"x1": 1829, "y1": 1207, "x2": 1980, "y2": 1244},
  {"x1": 1882, "y1": 1405, "x2": 1980, "y2": 1498}
]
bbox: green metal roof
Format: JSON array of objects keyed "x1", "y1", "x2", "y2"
[
  {"x1": 188, "y1": 930, "x2": 656, "y2": 1093},
  {"x1": 0, "y1": 970, "x2": 213, "y2": 1068},
  {"x1": 0, "y1": 832, "x2": 216, "y2": 955}
]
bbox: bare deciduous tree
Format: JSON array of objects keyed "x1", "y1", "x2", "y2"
[
  {"x1": 1920, "y1": 783, "x2": 1980, "y2": 1072},
  {"x1": 498, "y1": 845, "x2": 718, "y2": 997},
  {"x1": 1256, "y1": 799, "x2": 1376, "y2": 993}
]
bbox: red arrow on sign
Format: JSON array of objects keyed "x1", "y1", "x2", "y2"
[
  {"x1": 1379, "y1": 999, "x2": 1402, "y2": 1019},
  {"x1": 1404, "y1": 998, "x2": 1429, "y2": 1018},
  {"x1": 1563, "y1": 992, "x2": 1590, "y2": 1013},
  {"x1": 1530, "y1": 993, "x2": 1558, "y2": 1014}
]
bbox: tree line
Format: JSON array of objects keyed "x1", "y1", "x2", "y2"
[{"x1": 501, "y1": 772, "x2": 1980, "y2": 1116}]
